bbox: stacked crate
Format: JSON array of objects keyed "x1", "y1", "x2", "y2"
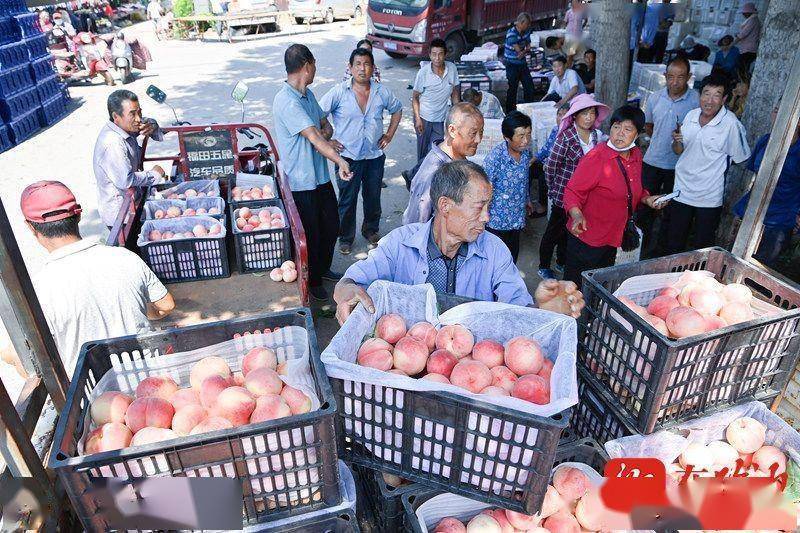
[{"x1": 0, "y1": 2, "x2": 68, "y2": 151}]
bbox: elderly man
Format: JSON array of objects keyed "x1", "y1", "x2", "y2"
[
  {"x1": 93, "y1": 89, "x2": 166, "y2": 229},
  {"x1": 462, "y1": 88, "x2": 504, "y2": 120},
  {"x1": 334, "y1": 160, "x2": 584, "y2": 323},
  {"x1": 403, "y1": 102, "x2": 484, "y2": 225},
  {"x1": 21, "y1": 181, "x2": 175, "y2": 378}
]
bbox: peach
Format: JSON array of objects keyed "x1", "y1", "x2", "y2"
[
  {"x1": 196, "y1": 208, "x2": 208, "y2": 215},
  {"x1": 84, "y1": 422, "x2": 132, "y2": 454},
  {"x1": 491, "y1": 366, "x2": 518, "y2": 392},
  {"x1": 149, "y1": 230, "x2": 162, "y2": 241},
  {"x1": 250, "y1": 393, "x2": 292, "y2": 423},
  {"x1": 357, "y1": 349, "x2": 393, "y2": 370},
  {"x1": 172, "y1": 405, "x2": 208, "y2": 436},
  {"x1": 619, "y1": 295, "x2": 648, "y2": 316},
  {"x1": 504, "y1": 336, "x2": 543, "y2": 376},
  {"x1": 706, "y1": 441, "x2": 739, "y2": 473},
  {"x1": 184, "y1": 188, "x2": 197, "y2": 197},
  {"x1": 752, "y1": 445, "x2": 787, "y2": 476},
  {"x1": 189, "y1": 356, "x2": 232, "y2": 389},
  {"x1": 435, "y1": 517, "x2": 467, "y2": 533},
  {"x1": 511, "y1": 374, "x2": 550, "y2": 404},
  {"x1": 679, "y1": 442, "x2": 714, "y2": 472},
  {"x1": 665, "y1": 306, "x2": 706, "y2": 339},
  {"x1": 135, "y1": 375, "x2": 179, "y2": 400},
  {"x1": 200, "y1": 375, "x2": 231, "y2": 409},
  {"x1": 704, "y1": 314, "x2": 728, "y2": 332},
  {"x1": 393, "y1": 336, "x2": 428, "y2": 375},
  {"x1": 552, "y1": 466, "x2": 591, "y2": 501},
  {"x1": 726, "y1": 417, "x2": 766, "y2": 453},
  {"x1": 270, "y1": 268, "x2": 283, "y2": 281},
  {"x1": 242, "y1": 347, "x2": 278, "y2": 376},
  {"x1": 258, "y1": 209, "x2": 271, "y2": 221},
  {"x1": 208, "y1": 207, "x2": 222, "y2": 215},
  {"x1": 169, "y1": 388, "x2": 201, "y2": 411},
  {"x1": 719, "y1": 301, "x2": 755, "y2": 325},
  {"x1": 646, "y1": 295, "x2": 680, "y2": 320},
  {"x1": 282, "y1": 269, "x2": 297, "y2": 282},
  {"x1": 91, "y1": 391, "x2": 133, "y2": 425},
  {"x1": 131, "y1": 427, "x2": 178, "y2": 447},
  {"x1": 466, "y1": 514, "x2": 501, "y2": 533},
  {"x1": 239, "y1": 207, "x2": 251, "y2": 219},
  {"x1": 248, "y1": 215, "x2": 260, "y2": 226},
  {"x1": 281, "y1": 261, "x2": 296, "y2": 270},
  {"x1": 689, "y1": 288, "x2": 724, "y2": 315},
  {"x1": 506, "y1": 509, "x2": 541, "y2": 529},
  {"x1": 189, "y1": 416, "x2": 233, "y2": 435},
  {"x1": 154, "y1": 209, "x2": 165, "y2": 219},
  {"x1": 659, "y1": 286, "x2": 680, "y2": 298},
  {"x1": 275, "y1": 361, "x2": 288, "y2": 375},
  {"x1": 480, "y1": 385, "x2": 509, "y2": 396},
  {"x1": 472, "y1": 339, "x2": 505, "y2": 368},
  {"x1": 162, "y1": 231, "x2": 174, "y2": 239},
  {"x1": 389, "y1": 369, "x2": 408, "y2": 376},
  {"x1": 678, "y1": 282, "x2": 700, "y2": 306},
  {"x1": 233, "y1": 372, "x2": 245, "y2": 387},
  {"x1": 376, "y1": 314, "x2": 407, "y2": 343},
  {"x1": 271, "y1": 220, "x2": 285, "y2": 229},
  {"x1": 481, "y1": 509, "x2": 514, "y2": 533},
  {"x1": 738, "y1": 452, "x2": 754, "y2": 468},
  {"x1": 574, "y1": 489, "x2": 606, "y2": 531},
  {"x1": 722, "y1": 283, "x2": 752, "y2": 304},
  {"x1": 450, "y1": 360, "x2": 492, "y2": 393},
  {"x1": 426, "y1": 349, "x2": 458, "y2": 377},
  {"x1": 538, "y1": 358, "x2": 554, "y2": 379},
  {"x1": 645, "y1": 314, "x2": 670, "y2": 336},
  {"x1": 382, "y1": 472, "x2": 403, "y2": 487},
  {"x1": 538, "y1": 484, "x2": 566, "y2": 519},
  {"x1": 421, "y1": 373, "x2": 451, "y2": 384},
  {"x1": 243, "y1": 224, "x2": 255, "y2": 232},
  {"x1": 236, "y1": 218, "x2": 247, "y2": 230},
  {"x1": 124, "y1": 397, "x2": 174, "y2": 433},
  {"x1": 166, "y1": 206, "x2": 181, "y2": 218},
  {"x1": 245, "y1": 367, "x2": 283, "y2": 396},
  {"x1": 281, "y1": 385, "x2": 312, "y2": 415},
  {"x1": 358, "y1": 337, "x2": 393, "y2": 357},
  {"x1": 542, "y1": 511, "x2": 580, "y2": 533},
  {"x1": 407, "y1": 321, "x2": 437, "y2": 351},
  {"x1": 435, "y1": 324, "x2": 474, "y2": 358},
  {"x1": 215, "y1": 386, "x2": 256, "y2": 426},
  {"x1": 183, "y1": 208, "x2": 196, "y2": 216},
  {"x1": 192, "y1": 224, "x2": 208, "y2": 237}
]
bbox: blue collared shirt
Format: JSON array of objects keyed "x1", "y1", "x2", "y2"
[
  {"x1": 714, "y1": 47, "x2": 741, "y2": 75},
  {"x1": 537, "y1": 126, "x2": 558, "y2": 162},
  {"x1": 272, "y1": 82, "x2": 330, "y2": 192},
  {"x1": 504, "y1": 25, "x2": 531, "y2": 65},
  {"x1": 319, "y1": 79, "x2": 402, "y2": 161},
  {"x1": 643, "y1": 87, "x2": 700, "y2": 170},
  {"x1": 485, "y1": 141, "x2": 533, "y2": 231},
  {"x1": 640, "y1": 3, "x2": 666, "y2": 46},
  {"x1": 629, "y1": 3, "x2": 645, "y2": 50},
  {"x1": 343, "y1": 219, "x2": 534, "y2": 306}
]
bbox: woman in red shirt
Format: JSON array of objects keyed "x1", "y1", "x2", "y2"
[{"x1": 562, "y1": 106, "x2": 668, "y2": 286}]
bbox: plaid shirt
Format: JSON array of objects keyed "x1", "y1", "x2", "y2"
[{"x1": 543, "y1": 125, "x2": 600, "y2": 207}]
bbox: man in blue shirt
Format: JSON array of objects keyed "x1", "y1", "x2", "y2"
[
  {"x1": 638, "y1": 1, "x2": 672, "y2": 63},
  {"x1": 273, "y1": 44, "x2": 353, "y2": 301},
  {"x1": 320, "y1": 48, "x2": 403, "y2": 256},
  {"x1": 333, "y1": 160, "x2": 585, "y2": 323},
  {"x1": 734, "y1": 104, "x2": 800, "y2": 268},
  {"x1": 504, "y1": 12, "x2": 534, "y2": 112}
]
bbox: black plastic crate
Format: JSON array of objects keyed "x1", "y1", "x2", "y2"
[
  {"x1": 29, "y1": 54, "x2": 54, "y2": 82},
  {"x1": 579, "y1": 247, "x2": 800, "y2": 435},
  {"x1": 38, "y1": 92, "x2": 68, "y2": 126},
  {"x1": 23, "y1": 33, "x2": 48, "y2": 59},
  {"x1": 0, "y1": 84, "x2": 39, "y2": 121},
  {"x1": 48, "y1": 309, "x2": 341, "y2": 533},
  {"x1": 0, "y1": 62, "x2": 34, "y2": 98},
  {"x1": 230, "y1": 199, "x2": 292, "y2": 273},
  {"x1": 0, "y1": 123, "x2": 11, "y2": 152},
  {"x1": 258, "y1": 510, "x2": 359, "y2": 532},
  {"x1": 568, "y1": 365, "x2": 638, "y2": 445},
  {"x1": 402, "y1": 438, "x2": 608, "y2": 532},
  {"x1": 34, "y1": 72, "x2": 60, "y2": 101},
  {"x1": 7, "y1": 106, "x2": 39, "y2": 144},
  {"x1": 138, "y1": 221, "x2": 230, "y2": 283},
  {"x1": 11, "y1": 12, "x2": 37, "y2": 37},
  {"x1": 0, "y1": 15, "x2": 20, "y2": 45},
  {"x1": 351, "y1": 463, "x2": 435, "y2": 532},
  {"x1": 0, "y1": 40, "x2": 27, "y2": 69}
]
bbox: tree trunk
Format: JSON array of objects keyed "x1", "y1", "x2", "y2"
[
  {"x1": 593, "y1": 0, "x2": 632, "y2": 114},
  {"x1": 720, "y1": 0, "x2": 800, "y2": 245}
]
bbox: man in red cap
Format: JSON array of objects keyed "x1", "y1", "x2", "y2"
[{"x1": 21, "y1": 180, "x2": 175, "y2": 378}]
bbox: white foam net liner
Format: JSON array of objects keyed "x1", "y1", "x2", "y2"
[
  {"x1": 137, "y1": 215, "x2": 227, "y2": 246},
  {"x1": 322, "y1": 280, "x2": 578, "y2": 492},
  {"x1": 149, "y1": 179, "x2": 221, "y2": 199}
]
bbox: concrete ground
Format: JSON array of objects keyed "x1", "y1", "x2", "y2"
[{"x1": 0, "y1": 19, "x2": 549, "y2": 399}]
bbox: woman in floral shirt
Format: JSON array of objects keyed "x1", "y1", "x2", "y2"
[{"x1": 484, "y1": 111, "x2": 534, "y2": 262}]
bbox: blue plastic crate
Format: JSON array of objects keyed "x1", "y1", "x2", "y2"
[
  {"x1": 0, "y1": 0, "x2": 27, "y2": 16},
  {"x1": 12, "y1": 12, "x2": 38, "y2": 38},
  {"x1": 23, "y1": 34, "x2": 48, "y2": 60},
  {"x1": 0, "y1": 16, "x2": 20, "y2": 45},
  {"x1": 0, "y1": 62, "x2": 33, "y2": 98},
  {"x1": 0, "y1": 40, "x2": 28, "y2": 69},
  {"x1": 38, "y1": 93, "x2": 68, "y2": 126},
  {"x1": 7, "y1": 107, "x2": 39, "y2": 144},
  {"x1": 35, "y1": 73, "x2": 60, "y2": 101},
  {"x1": 0, "y1": 84, "x2": 40, "y2": 121},
  {"x1": 29, "y1": 55, "x2": 54, "y2": 82},
  {"x1": 0, "y1": 124, "x2": 11, "y2": 152}
]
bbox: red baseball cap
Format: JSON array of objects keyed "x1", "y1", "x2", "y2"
[{"x1": 20, "y1": 181, "x2": 82, "y2": 223}]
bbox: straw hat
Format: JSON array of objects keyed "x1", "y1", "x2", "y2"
[{"x1": 558, "y1": 93, "x2": 610, "y2": 135}]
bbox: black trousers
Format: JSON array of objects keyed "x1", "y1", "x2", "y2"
[
  {"x1": 661, "y1": 201, "x2": 722, "y2": 256},
  {"x1": 636, "y1": 162, "x2": 674, "y2": 258},
  {"x1": 652, "y1": 31, "x2": 669, "y2": 64},
  {"x1": 487, "y1": 227, "x2": 521, "y2": 263},
  {"x1": 539, "y1": 205, "x2": 567, "y2": 270},
  {"x1": 530, "y1": 161, "x2": 547, "y2": 206},
  {"x1": 505, "y1": 61, "x2": 535, "y2": 111},
  {"x1": 292, "y1": 182, "x2": 339, "y2": 288},
  {"x1": 564, "y1": 233, "x2": 617, "y2": 287}
]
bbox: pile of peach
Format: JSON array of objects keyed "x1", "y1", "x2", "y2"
[
  {"x1": 619, "y1": 271, "x2": 757, "y2": 339},
  {"x1": 83, "y1": 348, "x2": 312, "y2": 455},
  {"x1": 152, "y1": 206, "x2": 222, "y2": 219},
  {"x1": 234, "y1": 206, "x2": 285, "y2": 232},
  {"x1": 231, "y1": 184, "x2": 275, "y2": 201},
  {"x1": 161, "y1": 188, "x2": 215, "y2": 200},
  {"x1": 146, "y1": 222, "x2": 224, "y2": 242},
  {"x1": 667, "y1": 416, "x2": 786, "y2": 479},
  {"x1": 433, "y1": 466, "x2": 611, "y2": 532},
  {"x1": 269, "y1": 261, "x2": 298, "y2": 283},
  {"x1": 356, "y1": 314, "x2": 553, "y2": 405}
]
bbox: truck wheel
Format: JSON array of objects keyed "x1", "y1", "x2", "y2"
[
  {"x1": 445, "y1": 32, "x2": 465, "y2": 61},
  {"x1": 386, "y1": 51, "x2": 407, "y2": 59},
  {"x1": 324, "y1": 8, "x2": 334, "y2": 23},
  {"x1": 294, "y1": 16, "x2": 304, "y2": 24}
]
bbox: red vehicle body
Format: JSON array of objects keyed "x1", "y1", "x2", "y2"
[{"x1": 366, "y1": 0, "x2": 563, "y2": 59}]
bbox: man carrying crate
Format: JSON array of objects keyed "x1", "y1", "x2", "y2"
[
  {"x1": 18, "y1": 181, "x2": 175, "y2": 378},
  {"x1": 334, "y1": 161, "x2": 585, "y2": 324}
]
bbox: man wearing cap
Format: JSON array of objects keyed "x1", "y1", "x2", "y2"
[
  {"x1": 21, "y1": 181, "x2": 175, "y2": 378},
  {"x1": 734, "y1": 2, "x2": 761, "y2": 75},
  {"x1": 93, "y1": 89, "x2": 167, "y2": 230}
]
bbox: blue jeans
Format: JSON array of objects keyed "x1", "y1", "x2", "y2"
[
  {"x1": 754, "y1": 226, "x2": 792, "y2": 267},
  {"x1": 336, "y1": 154, "x2": 385, "y2": 245}
]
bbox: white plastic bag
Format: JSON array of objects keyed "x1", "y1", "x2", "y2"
[{"x1": 150, "y1": 179, "x2": 221, "y2": 199}]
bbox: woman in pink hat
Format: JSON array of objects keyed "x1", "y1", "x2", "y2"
[
  {"x1": 734, "y1": 2, "x2": 761, "y2": 75},
  {"x1": 538, "y1": 93, "x2": 608, "y2": 280}
]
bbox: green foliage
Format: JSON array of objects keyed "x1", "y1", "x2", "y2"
[
  {"x1": 173, "y1": 0, "x2": 194, "y2": 18},
  {"x1": 784, "y1": 460, "x2": 800, "y2": 502}
]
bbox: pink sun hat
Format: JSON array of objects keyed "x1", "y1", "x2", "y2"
[{"x1": 558, "y1": 93, "x2": 611, "y2": 135}]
